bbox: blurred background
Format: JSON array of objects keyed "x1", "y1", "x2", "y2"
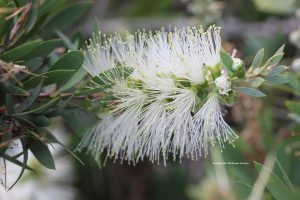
[{"x1": 1, "y1": 0, "x2": 300, "y2": 199}]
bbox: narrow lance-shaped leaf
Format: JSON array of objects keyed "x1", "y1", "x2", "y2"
[
  {"x1": 254, "y1": 161, "x2": 300, "y2": 200},
  {"x1": 252, "y1": 48, "x2": 264, "y2": 68},
  {"x1": 236, "y1": 87, "x2": 266, "y2": 97},
  {"x1": 264, "y1": 53, "x2": 284, "y2": 67},
  {"x1": 248, "y1": 77, "x2": 264, "y2": 88},
  {"x1": 40, "y1": 2, "x2": 92, "y2": 38},
  {"x1": 5, "y1": 94, "x2": 14, "y2": 114},
  {"x1": 59, "y1": 68, "x2": 87, "y2": 92},
  {"x1": 61, "y1": 106, "x2": 99, "y2": 136},
  {"x1": 44, "y1": 130, "x2": 84, "y2": 165},
  {"x1": 267, "y1": 65, "x2": 288, "y2": 76},
  {"x1": 265, "y1": 74, "x2": 288, "y2": 85},
  {"x1": 29, "y1": 139, "x2": 55, "y2": 169},
  {"x1": 49, "y1": 50, "x2": 83, "y2": 71},
  {"x1": 220, "y1": 50, "x2": 233, "y2": 70},
  {"x1": 14, "y1": 79, "x2": 44, "y2": 113},
  {"x1": 275, "y1": 44, "x2": 285, "y2": 54},
  {"x1": 6, "y1": 84, "x2": 29, "y2": 95},
  {"x1": 288, "y1": 113, "x2": 300, "y2": 124},
  {"x1": 0, "y1": 40, "x2": 42, "y2": 62},
  {"x1": 3, "y1": 154, "x2": 35, "y2": 172},
  {"x1": 24, "y1": 69, "x2": 75, "y2": 89},
  {"x1": 21, "y1": 39, "x2": 61, "y2": 60},
  {"x1": 8, "y1": 139, "x2": 29, "y2": 190},
  {"x1": 285, "y1": 101, "x2": 300, "y2": 115},
  {"x1": 17, "y1": 97, "x2": 60, "y2": 116},
  {"x1": 55, "y1": 30, "x2": 77, "y2": 50}
]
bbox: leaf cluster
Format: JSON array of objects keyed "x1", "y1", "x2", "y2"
[{"x1": 0, "y1": 0, "x2": 96, "y2": 189}]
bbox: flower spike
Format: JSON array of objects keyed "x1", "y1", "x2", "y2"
[{"x1": 78, "y1": 26, "x2": 242, "y2": 165}]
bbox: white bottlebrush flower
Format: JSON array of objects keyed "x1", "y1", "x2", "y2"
[
  {"x1": 78, "y1": 25, "x2": 239, "y2": 164},
  {"x1": 192, "y1": 95, "x2": 238, "y2": 157}
]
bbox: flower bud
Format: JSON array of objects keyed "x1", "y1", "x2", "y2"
[
  {"x1": 231, "y1": 58, "x2": 245, "y2": 78},
  {"x1": 232, "y1": 58, "x2": 245, "y2": 72},
  {"x1": 215, "y1": 73, "x2": 231, "y2": 94}
]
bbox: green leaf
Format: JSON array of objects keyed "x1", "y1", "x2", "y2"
[
  {"x1": 275, "y1": 44, "x2": 285, "y2": 54},
  {"x1": 21, "y1": 39, "x2": 61, "y2": 60},
  {"x1": 34, "y1": 115, "x2": 50, "y2": 127},
  {"x1": 5, "y1": 94, "x2": 14, "y2": 114},
  {"x1": 49, "y1": 50, "x2": 83, "y2": 71},
  {"x1": 25, "y1": 57, "x2": 43, "y2": 72},
  {"x1": 275, "y1": 159, "x2": 295, "y2": 190},
  {"x1": 252, "y1": 48, "x2": 264, "y2": 68},
  {"x1": 14, "y1": 79, "x2": 44, "y2": 113},
  {"x1": 288, "y1": 113, "x2": 300, "y2": 124},
  {"x1": 17, "y1": 97, "x2": 59, "y2": 116},
  {"x1": 286, "y1": 101, "x2": 300, "y2": 115},
  {"x1": 267, "y1": 65, "x2": 288, "y2": 76},
  {"x1": 24, "y1": 70, "x2": 75, "y2": 88},
  {"x1": 39, "y1": 0, "x2": 69, "y2": 15},
  {"x1": 8, "y1": 149, "x2": 28, "y2": 190},
  {"x1": 253, "y1": 0, "x2": 296, "y2": 14},
  {"x1": 75, "y1": 87, "x2": 105, "y2": 96},
  {"x1": 3, "y1": 154, "x2": 35, "y2": 172},
  {"x1": 39, "y1": 2, "x2": 92, "y2": 38},
  {"x1": 265, "y1": 74, "x2": 288, "y2": 84},
  {"x1": 0, "y1": 1, "x2": 8, "y2": 34},
  {"x1": 6, "y1": 84, "x2": 29, "y2": 95},
  {"x1": 220, "y1": 50, "x2": 233, "y2": 70},
  {"x1": 93, "y1": 66, "x2": 134, "y2": 85},
  {"x1": 236, "y1": 87, "x2": 266, "y2": 97},
  {"x1": 29, "y1": 139, "x2": 55, "y2": 169},
  {"x1": 22, "y1": 51, "x2": 85, "y2": 89},
  {"x1": 264, "y1": 53, "x2": 284, "y2": 67},
  {"x1": 0, "y1": 2, "x2": 15, "y2": 37},
  {"x1": 287, "y1": 75, "x2": 300, "y2": 95},
  {"x1": 44, "y1": 130, "x2": 84, "y2": 165},
  {"x1": 61, "y1": 106, "x2": 99, "y2": 136},
  {"x1": 254, "y1": 161, "x2": 300, "y2": 200},
  {"x1": 248, "y1": 77, "x2": 264, "y2": 88},
  {"x1": 59, "y1": 67, "x2": 87, "y2": 92},
  {"x1": 0, "y1": 40, "x2": 42, "y2": 62},
  {"x1": 55, "y1": 30, "x2": 77, "y2": 50},
  {"x1": 14, "y1": 115, "x2": 37, "y2": 129}
]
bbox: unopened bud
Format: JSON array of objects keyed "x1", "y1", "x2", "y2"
[
  {"x1": 215, "y1": 73, "x2": 231, "y2": 94},
  {"x1": 231, "y1": 58, "x2": 245, "y2": 78},
  {"x1": 232, "y1": 58, "x2": 245, "y2": 72}
]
